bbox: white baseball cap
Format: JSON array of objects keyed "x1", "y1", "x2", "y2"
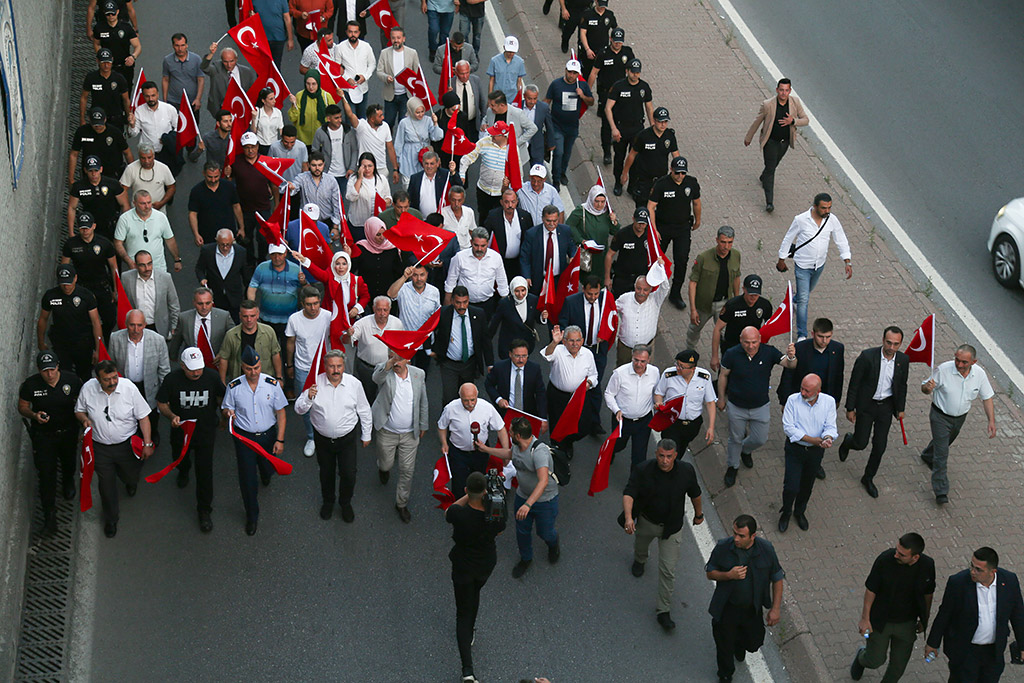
[
  {"x1": 302, "y1": 203, "x2": 321, "y2": 221},
  {"x1": 240, "y1": 131, "x2": 259, "y2": 146},
  {"x1": 529, "y1": 163, "x2": 547, "y2": 178},
  {"x1": 503, "y1": 36, "x2": 519, "y2": 52},
  {"x1": 181, "y1": 347, "x2": 205, "y2": 371},
  {"x1": 565, "y1": 59, "x2": 582, "y2": 73},
  {"x1": 268, "y1": 242, "x2": 288, "y2": 254}
]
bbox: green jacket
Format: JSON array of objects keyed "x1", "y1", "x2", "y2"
[
  {"x1": 218, "y1": 322, "x2": 282, "y2": 382},
  {"x1": 567, "y1": 206, "x2": 618, "y2": 274},
  {"x1": 689, "y1": 246, "x2": 741, "y2": 313}
]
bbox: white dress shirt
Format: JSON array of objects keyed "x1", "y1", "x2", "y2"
[
  {"x1": 507, "y1": 363, "x2": 528, "y2": 408},
  {"x1": 294, "y1": 373, "x2": 373, "y2": 440},
  {"x1": 337, "y1": 39, "x2": 376, "y2": 101},
  {"x1": 446, "y1": 310, "x2": 475, "y2": 361},
  {"x1": 75, "y1": 377, "x2": 151, "y2": 445},
  {"x1": 654, "y1": 367, "x2": 717, "y2": 421},
  {"x1": 136, "y1": 275, "x2": 157, "y2": 324},
  {"x1": 349, "y1": 315, "x2": 405, "y2": 365},
  {"x1": 418, "y1": 171, "x2": 440, "y2": 215},
  {"x1": 972, "y1": 579, "x2": 998, "y2": 645},
  {"x1": 777, "y1": 208, "x2": 852, "y2": 270},
  {"x1": 582, "y1": 296, "x2": 603, "y2": 346},
  {"x1": 782, "y1": 392, "x2": 839, "y2": 446},
  {"x1": 605, "y1": 363, "x2": 660, "y2": 419},
  {"x1": 503, "y1": 215, "x2": 523, "y2": 258},
  {"x1": 441, "y1": 205, "x2": 477, "y2": 249},
  {"x1": 542, "y1": 344, "x2": 598, "y2": 393},
  {"x1": 445, "y1": 249, "x2": 510, "y2": 302},
  {"x1": 437, "y1": 398, "x2": 504, "y2": 451},
  {"x1": 456, "y1": 79, "x2": 476, "y2": 119},
  {"x1": 872, "y1": 350, "x2": 896, "y2": 401},
  {"x1": 384, "y1": 372, "x2": 415, "y2": 433},
  {"x1": 215, "y1": 247, "x2": 235, "y2": 279},
  {"x1": 616, "y1": 286, "x2": 670, "y2": 347},
  {"x1": 129, "y1": 101, "x2": 179, "y2": 152},
  {"x1": 536, "y1": 227, "x2": 563, "y2": 276},
  {"x1": 193, "y1": 312, "x2": 212, "y2": 343},
  {"x1": 925, "y1": 360, "x2": 995, "y2": 417},
  {"x1": 125, "y1": 337, "x2": 145, "y2": 383}
]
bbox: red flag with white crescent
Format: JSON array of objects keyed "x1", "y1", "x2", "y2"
[
  {"x1": 648, "y1": 394, "x2": 686, "y2": 432},
  {"x1": 247, "y1": 60, "x2": 291, "y2": 110},
  {"x1": 505, "y1": 122, "x2": 522, "y2": 191},
  {"x1": 300, "y1": 209, "x2": 333, "y2": 271},
  {"x1": 129, "y1": 67, "x2": 147, "y2": 111},
  {"x1": 302, "y1": 336, "x2": 327, "y2": 392},
  {"x1": 374, "y1": 307, "x2": 441, "y2": 360},
  {"x1": 228, "y1": 416, "x2": 293, "y2": 474},
  {"x1": 144, "y1": 420, "x2": 197, "y2": 483},
  {"x1": 255, "y1": 155, "x2": 295, "y2": 186},
  {"x1": 588, "y1": 418, "x2": 622, "y2": 496},
  {"x1": 366, "y1": 0, "x2": 396, "y2": 34},
  {"x1": 228, "y1": 14, "x2": 273, "y2": 71},
  {"x1": 438, "y1": 39, "x2": 453, "y2": 98},
  {"x1": 432, "y1": 454, "x2": 455, "y2": 509},
  {"x1": 759, "y1": 281, "x2": 793, "y2": 343},
  {"x1": 383, "y1": 213, "x2": 455, "y2": 261},
  {"x1": 597, "y1": 287, "x2": 618, "y2": 344},
  {"x1": 318, "y1": 53, "x2": 353, "y2": 101},
  {"x1": 303, "y1": 9, "x2": 323, "y2": 32},
  {"x1": 175, "y1": 91, "x2": 200, "y2": 152},
  {"x1": 537, "y1": 260, "x2": 557, "y2": 317},
  {"x1": 374, "y1": 192, "x2": 387, "y2": 217},
  {"x1": 552, "y1": 247, "x2": 580, "y2": 322},
  {"x1": 80, "y1": 427, "x2": 95, "y2": 511},
  {"x1": 550, "y1": 379, "x2": 589, "y2": 442},
  {"x1": 222, "y1": 78, "x2": 254, "y2": 167},
  {"x1": 905, "y1": 314, "x2": 935, "y2": 367}
]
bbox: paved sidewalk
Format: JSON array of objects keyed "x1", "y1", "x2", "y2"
[{"x1": 499, "y1": 0, "x2": 1024, "y2": 681}]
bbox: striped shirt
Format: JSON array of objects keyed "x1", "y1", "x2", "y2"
[{"x1": 459, "y1": 136, "x2": 510, "y2": 197}]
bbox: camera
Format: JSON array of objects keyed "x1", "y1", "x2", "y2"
[{"x1": 483, "y1": 468, "x2": 507, "y2": 524}]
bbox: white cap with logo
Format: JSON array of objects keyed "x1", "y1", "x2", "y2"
[{"x1": 181, "y1": 347, "x2": 206, "y2": 371}]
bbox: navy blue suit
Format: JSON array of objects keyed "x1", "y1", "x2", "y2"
[
  {"x1": 522, "y1": 101, "x2": 552, "y2": 165},
  {"x1": 406, "y1": 169, "x2": 450, "y2": 215},
  {"x1": 776, "y1": 338, "x2": 845, "y2": 406},
  {"x1": 483, "y1": 206, "x2": 533, "y2": 280},
  {"x1": 519, "y1": 223, "x2": 575, "y2": 295},
  {"x1": 484, "y1": 359, "x2": 548, "y2": 420},
  {"x1": 488, "y1": 293, "x2": 541, "y2": 359}
]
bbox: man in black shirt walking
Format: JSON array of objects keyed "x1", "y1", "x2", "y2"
[
  {"x1": 605, "y1": 59, "x2": 653, "y2": 199},
  {"x1": 37, "y1": 264, "x2": 104, "y2": 382},
  {"x1": 81, "y1": 48, "x2": 130, "y2": 128},
  {"x1": 67, "y1": 156, "x2": 130, "y2": 240},
  {"x1": 648, "y1": 155, "x2": 702, "y2": 309},
  {"x1": 851, "y1": 533, "x2": 935, "y2": 682},
  {"x1": 62, "y1": 212, "x2": 119, "y2": 339},
  {"x1": 586, "y1": 27, "x2": 633, "y2": 164},
  {"x1": 620, "y1": 106, "x2": 679, "y2": 205}
]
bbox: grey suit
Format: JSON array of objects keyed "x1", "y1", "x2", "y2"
[
  {"x1": 481, "y1": 103, "x2": 538, "y2": 150},
  {"x1": 371, "y1": 361, "x2": 429, "y2": 508},
  {"x1": 200, "y1": 58, "x2": 257, "y2": 118},
  {"x1": 450, "y1": 75, "x2": 488, "y2": 133},
  {"x1": 168, "y1": 308, "x2": 232, "y2": 361},
  {"x1": 109, "y1": 329, "x2": 172, "y2": 409},
  {"x1": 375, "y1": 46, "x2": 422, "y2": 102},
  {"x1": 121, "y1": 269, "x2": 181, "y2": 339}
]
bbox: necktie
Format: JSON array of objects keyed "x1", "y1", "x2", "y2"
[
  {"x1": 201, "y1": 317, "x2": 209, "y2": 336},
  {"x1": 462, "y1": 83, "x2": 470, "y2": 119},
  {"x1": 587, "y1": 302, "x2": 595, "y2": 346},
  {"x1": 460, "y1": 313, "x2": 469, "y2": 362},
  {"x1": 545, "y1": 231, "x2": 554, "y2": 274},
  {"x1": 514, "y1": 368, "x2": 523, "y2": 409}
]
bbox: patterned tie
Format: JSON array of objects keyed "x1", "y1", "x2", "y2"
[
  {"x1": 460, "y1": 313, "x2": 469, "y2": 362},
  {"x1": 514, "y1": 367, "x2": 523, "y2": 409}
]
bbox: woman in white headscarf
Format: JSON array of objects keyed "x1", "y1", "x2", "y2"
[
  {"x1": 488, "y1": 275, "x2": 545, "y2": 359},
  {"x1": 289, "y1": 248, "x2": 370, "y2": 324},
  {"x1": 567, "y1": 184, "x2": 619, "y2": 277}
]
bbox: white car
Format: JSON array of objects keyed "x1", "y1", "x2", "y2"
[{"x1": 989, "y1": 198, "x2": 1024, "y2": 288}]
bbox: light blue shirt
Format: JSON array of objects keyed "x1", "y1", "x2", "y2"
[
  {"x1": 486, "y1": 53, "x2": 526, "y2": 101},
  {"x1": 222, "y1": 373, "x2": 288, "y2": 432},
  {"x1": 394, "y1": 280, "x2": 441, "y2": 331},
  {"x1": 517, "y1": 182, "x2": 565, "y2": 225},
  {"x1": 446, "y1": 311, "x2": 475, "y2": 361},
  {"x1": 252, "y1": 0, "x2": 290, "y2": 42},
  {"x1": 248, "y1": 260, "x2": 303, "y2": 324},
  {"x1": 782, "y1": 391, "x2": 838, "y2": 446},
  {"x1": 426, "y1": 0, "x2": 456, "y2": 12}
]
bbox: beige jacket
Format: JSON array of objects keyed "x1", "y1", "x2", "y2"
[{"x1": 744, "y1": 94, "x2": 808, "y2": 149}]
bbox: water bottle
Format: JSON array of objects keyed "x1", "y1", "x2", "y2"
[{"x1": 925, "y1": 652, "x2": 936, "y2": 663}]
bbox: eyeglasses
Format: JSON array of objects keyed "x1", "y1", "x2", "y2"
[{"x1": 103, "y1": 405, "x2": 111, "y2": 422}]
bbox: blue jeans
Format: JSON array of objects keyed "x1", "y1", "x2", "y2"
[
  {"x1": 514, "y1": 494, "x2": 559, "y2": 561},
  {"x1": 293, "y1": 369, "x2": 314, "y2": 440},
  {"x1": 793, "y1": 264, "x2": 824, "y2": 338},
  {"x1": 384, "y1": 93, "x2": 409, "y2": 135},
  {"x1": 550, "y1": 123, "x2": 579, "y2": 184},
  {"x1": 459, "y1": 15, "x2": 484, "y2": 53},
  {"x1": 427, "y1": 10, "x2": 455, "y2": 54},
  {"x1": 344, "y1": 92, "x2": 367, "y2": 122}
]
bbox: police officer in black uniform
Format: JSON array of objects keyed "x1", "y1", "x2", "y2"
[
  {"x1": 67, "y1": 156, "x2": 129, "y2": 240},
  {"x1": 82, "y1": 48, "x2": 130, "y2": 129},
  {"x1": 62, "y1": 211, "x2": 119, "y2": 339},
  {"x1": 557, "y1": 0, "x2": 592, "y2": 54},
  {"x1": 92, "y1": 0, "x2": 140, "y2": 84},
  {"x1": 711, "y1": 274, "x2": 774, "y2": 372},
  {"x1": 587, "y1": 27, "x2": 634, "y2": 165},
  {"x1": 620, "y1": 106, "x2": 680, "y2": 206},
  {"x1": 647, "y1": 156, "x2": 701, "y2": 309},
  {"x1": 69, "y1": 110, "x2": 132, "y2": 187},
  {"x1": 605, "y1": 206, "x2": 654, "y2": 297},
  {"x1": 606, "y1": 59, "x2": 654, "y2": 204},
  {"x1": 37, "y1": 264, "x2": 103, "y2": 382},
  {"x1": 18, "y1": 352, "x2": 84, "y2": 534},
  {"x1": 577, "y1": 0, "x2": 616, "y2": 83}
]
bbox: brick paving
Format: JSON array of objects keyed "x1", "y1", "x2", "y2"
[{"x1": 500, "y1": 0, "x2": 1024, "y2": 680}]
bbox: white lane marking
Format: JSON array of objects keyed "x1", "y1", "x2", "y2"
[{"x1": 715, "y1": 0, "x2": 1024, "y2": 397}]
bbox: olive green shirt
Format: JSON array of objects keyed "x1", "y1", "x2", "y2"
[
  {"x1": 689, "y1": 246, "x2": 741, "y2": 313},
  {"x1": 217, "y1": 322, "x2": 282, "y2": 381}
]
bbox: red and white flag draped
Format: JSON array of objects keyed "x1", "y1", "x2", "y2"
[
  {"x1": 648, "y1": 394, "x2": 686, "y2": 432},
  {"x1": 552, "y1": 247, "x2": 581, "y2": 322},
  {"x1": 597, "y1": 287, "x2": 618, "y2": 344},
  {"x1": 396, "y1": 68, "x2": 436, "y2": 107},
  {"x1": 759, "y1": 281, "x2": 792, "y2": 343},
  {"x1": 255, "y1": 191, "x2": 288, "y2": 245},
  {"x1": 505, "y1": 123, "x2": 522, "y2": 191},
  {"x1": 302, "y1": 337, "x2": 328, "y2": 392},
  {"x1": 175, "y1": 91, "x2": 200, "y2": 152},
  {"x1": 229, "y1": 16, "x2": 290, "y2": 107},
  {"x1": 442, "y1": 108, "x2": 477, "y2": 157},
  {"x1": 588, "y1": 418, "x2": 622, "y2": 496},
  {"x1": 905, "y1": 314, "x2": 935, "y2": 367},
  {"x1": 550, "y1": 379, "x2": 589, "y2": 442},
  {"x1": 318, "y1": 53, "x2": 353, "y2": 101},
  {"x1": 537, "y1": 260, "x2": 557, "y2": 318},
  {"x1": 374, "y1": 308, "x2": 441, "y2": 360},
  {"x1": 80, "y1": 427, "x2": 96, "y2": 511},
  {"x1": 300, "y1": 209, "x2": 333, "y2": 271},
  {"x1": 228, "y1": 415, "x2": 293, "y2": 474},
  {"x1": 644, "y1": 214, "x2": 672, "y2": 289},
  {"x1": 366, "y1": 0, "x2": 396, "y2": 35},
  {"x1": 383, "y1": 213, "x2": 456, "y2": 262},
  {"x1": 130, "y1": 67, "x2": 147, "y2": 111},
  {"x1": 144, "y1": 420, "x2": 197, "y2": 483},
  {"x1": 238, "y1": 0, "x2": 255, "y2": 22},
  {"x1": 432, "y1": 454, "x2": 455, "y2": 509},
  {"x1": 222, "y1": 78, "x2": 254, "y2": 167},
  {"x1": 255, "y1": 155, "x2": 295, "y2": 186}
]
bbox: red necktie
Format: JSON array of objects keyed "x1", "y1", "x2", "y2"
[{"x1": 545, "y1": 232, "x2": 554, "y2": 273}]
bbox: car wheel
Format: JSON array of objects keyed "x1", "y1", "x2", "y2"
[{"x1": 992, "y1": 233, "x2": 1021, "y2": 288}]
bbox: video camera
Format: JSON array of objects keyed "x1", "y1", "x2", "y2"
[{"x1": 483, "y1": 468, "x2": 506, "y2": 524}]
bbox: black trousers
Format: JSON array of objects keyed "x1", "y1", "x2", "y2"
[
  {"x1": 94, "y1": 439, "x2": 143, "y2": 524},
  {"x1": 439, "y1": 357, "x2": 479, "y2": 406},
  {"x1": 314, "y1": 430, "x2": 359, "y2": 506},
  {"x1": 172, "y1": 424, "x2": 216, "y2": 512},
  {"x1": 30, "y1": 429, "x2": 78, "y2": 512},
  {"x1": 611, "y1": 272, "x2": 643, "y2": 298},
  {"x1": 586, "y1": 341, "x2": 610, "y2": 427},
  {"x1": 949, "y1": 644, "x2": 1003, "y2": 683},
  {"x1": 548, "y1": 385, "x2": 593, "y2": 449},
  {"x1": 471, "y1": 295, "x2": 499, "y2": 322},
  {"x1": 781, "y1": 441, "x2": 824, "y2": 516},
  {"x1": 659, "y1": 222, "x2": 693, "y2": 296},
  {"x1": 412, "y1": 348, "x2": 431, "y2": 376},
  {"x1": 232, "y1": 428, "x2": 276, "y2": 522},
  {"x1": 613, "y1": 413, "x2": 653, "y2": 468},
  {"x1": 224, "y1": 0, "x2": 236, "y2": 26},
  {"x1": 629, "y1": 175, "x2": 656, "y2": 208},
  {"x1": 847, "y1": 397, "x2": 895, "y2": 479},
  {"x1": 560, "y1": 10, "x2": 585, "y2": 50},
  {"x1": 475, "y1": 188, "x2": 501, "y2": 225},
  {"x1": 53, "y1": 340, "x2": 94, "y2": 383},
  {"x1": 356, "y1": 356, "x2": 380, "y2": 404},
  {"x1": 759, "y1": 139, "x2": 789, "y2": 205},
  {"x1": 449, "y1": 445, "x2": 488, "y2": 502},
  {"x1": 662, "y1": 415, "x2": 704, "y2": 455},
  {"x1": 453, "y1": 574, "x2": 490, "y2": 674},
  {"x1": 598, "y1": 98, "x2": 612, "y2": 153},
  {"x1": 712, "y1": 603, "x2": 766, "y2": 680},
  {"x1": 612, "y1": 124, "x2": 642, "y2": 181}
]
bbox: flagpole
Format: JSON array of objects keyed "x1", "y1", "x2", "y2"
[
  {"x1": 788, "y1": 281, "x2": 794, "y2": 345},
  {"x1": 413, "y1": 241, "x2": 445, "y2": 268}
]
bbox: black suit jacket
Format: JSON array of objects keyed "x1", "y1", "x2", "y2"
[
  {"x1": 845, "y1": 347, "x2": 910, "y2": 415},
  {"x1": 488, "y1": 293, "x2": 541, "y2": 358},
  {"x1": 484, "y1": 206, "x2": 533, "y2": 280},
  {"x1": 407, "y1": 169, "x2": 450, "y2": 215},
  {"x1": 558, "y1": 291, "x2": 607, "y2": 349},
  {"x1": 431, "y1": 304, "x2": 494, "y2": 374},
  {"x1": 776, "y1": 338, "x2": 845, "y2": 406},
  {"x1": 194, "y1": 243, "x2": 248, "y2": 314},
  {"x1": 927, "y1": 568, "x2": 1024, "y2": 664},
  {"x1": 484, "y1": 359, "x2": 548, "y2": 419},
  {"x1": 519, "y1": 223, "x2": 576, "y2": 295}
]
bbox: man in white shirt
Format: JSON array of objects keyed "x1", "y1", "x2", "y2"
[
  {"x1": 920, "y1": 344, "x2": 996, "y2": 504},
  {"x1": 441, "y1": 184, "x2": 477, "y2": 250},
  {"x1": 342, "y1": 98, "x2": 400, "y2": 182},
  {"x1": 776, "y1": 192, "x2": 852, "y2": 340},
  {"x1": 294, "y1": 350, "x2": 372, "y2": 522},
  {"x1": 128, "y1": 81, "x2": 178, "y2": 157},
  {"x1": 437, "y1": 383, "x2": 509, "y2": 501},
  {"x1": 778, "y1": 373, "x2": 838, "y2": 533},
  {"x1": 387, "y1": 263, "x2": 442, "y2": 372},
  {"x1": 347, "y1": 295, "x2": 404, "y2": 403},
  {"x1": 74, "y1": 359, "x2": 155, "y2": 538},
  {"x1": 542, "y1": 324, "x2": 598, "y2": 454},
  {"x1": 615, "y1": 271, "x2": 668, "y2": 367},
  {"x1": 444, "y1": 227, "x2": 510, "y2": 318},
  {"x1": 285, "y1": 286, "x2": 332, "y2": 456},
  {"x1": 119, "y1": 144, "x2": 176, "y2": 211},
  {"x1": 605, "y1": 344, "x2": 660, "y2": 469},
  {"x1": 336, "y1": 21, "x2": 376, "y2": 120}
]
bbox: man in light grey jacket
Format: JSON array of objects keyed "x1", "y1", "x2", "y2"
[
  {"x1": 372, "y1": 350, "x2": 429, "y2": 522},
  {"x1": 109, "y1": 309, "x2": 171, "y2": 446},
  {"x1": 120, "y1": 250, "x2": 180, "y2": 340},
  {"x1": 480, "y1": 90, "x2": 537, "y2": 164}
]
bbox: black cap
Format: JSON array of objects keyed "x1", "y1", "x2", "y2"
[
  {"x1": 743, "y1": 274, "x2": 762, "y2": 294},
  {"x1": 675, "y1": 349, "x2": 699, "y2": 364},
  {"x1": 628, "y1": 59, "x2": 642, "y2": 72},
  {"x1": 671, "y1": 156, "x2": 688, "y2": 173},
  {"x1": 89, "y1": 107, "x2": 107, "y2": 124},
  {"x1": 36, "y1": 351, "x2": 59, "y2": 371},
  {"x1": 653, "y1": 106, "x2": 670, "y2": 122},
  {"x1": 441, "y1": 91, "x2": 459, "y2": 109},
  {"x1": 241, "y1": 345, "x2": 260, "y2": 366},
  {"x1": 84, "y1": 155, "x2": 102, "y2": 171},
  {"x1": 633, "y1": 206, "x2": 649, "y2": 223},
  {"x1": 596, "y1": 0, "x2": 609, "y2": 6},
  {"x1": 97, "y1": 48, "x2": 114, "y2": 62},
  {"x1": 103, "y1": 0, "x2": 118, "y2": 14},
  {"x1": 76, "y1": 211, "x2": 96, "y2": 228},
  {"x1": 610, "y1": 27, "x2": 625, "y2": 41},
  {"x1": 57, "y1": 264, "x2": 76, "y2": 285}
]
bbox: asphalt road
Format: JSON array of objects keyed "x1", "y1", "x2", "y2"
[
  {"x1": 725, "y1": 0, "x2": 1024, "y2": 379},
  {"x1": 69, "y1": 3, "x2": 748, "y2": 681}
]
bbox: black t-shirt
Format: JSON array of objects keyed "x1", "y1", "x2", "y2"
[
  {"x1": 446, "y1": 503, "x2": 506, "y2": 580},
  {"x1": 714, "y1": 252, "x2": 731, "y2": 302},
  {"x1": 156, "y1": 368, "x2": 226, "y2": 427},
  {"x1": 607, "y1": 77, "x2": 652, "y2": 128},
  {"x1": 728, "y1": 546, "x2": 755, "y2": 606},
  {"x1": 70, "y1": 176, "x2": 125, "y2": 236},
  {"x1": 649, "y1": 174, "x2": 700, "y2": 226},
  {"x1": 865, "y1": 549, "x2": 936, "y2": 628},
  {"x1": 718, "y1": 294, "x2": 774, "y2": 351},
  {"x1": 188, "y1": 180, "x2": 241, "y2": 242},
  {"x1": 630, "y1": 126, "x2": 678, "y2": 181},
  {"x1": 71, "y1": 125, "x2": 129, "y2": 177},
  {"x1": 82, "y1": 69, "x2": 129, "y2": 122},
  {"x1": 19, "y1": 372, "x2": 83, "y2": 434},
  {"x1": 769, "y1": 99, "x2": 789, "y2": 142},
  {"x1": 721, "y1": 344, "x2": 784, "y2": 409},
  {"x1": 93, "y1": 20, "x2": 137, "y2": 66},
  {"x1": 610, "y1": 225, "x2": 650, "y2": 279},
  {"x1": 41, "y1": 286, "x2": 98, "y2": 344},
  {"x1": 62, "y1": 235, "x2": 116, "y2": 294},
  {"x1": 241, "y1": 329, "x2": 257, "y2": 350},
  {"x1": 578, "y1": 9, "x2": 617, "y2": 54},
  {"x1": 623, "y1": 459, "x2": 701, "y2": 538},
  {"x1": 594, "y1": 45, "x2": 634, "y2": 95}
]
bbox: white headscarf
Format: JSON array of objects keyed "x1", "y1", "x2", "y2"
[
  {"x1": 582, "y1": 185, "x2": 608, "y2": 216},
  {"x1": 510, "y1": 275, "x2": 529, "y2": 322},
  {"x1": 331, "y1": 251, "x2": 354, "y2": 311}
]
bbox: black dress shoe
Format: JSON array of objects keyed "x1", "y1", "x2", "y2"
[
  {"x1": 43, "y1": 510, "x2": 58, "y2": 535},
  {"x1": 920, "y1": 453, "x2": 934, "y2": 469},
  {"x1": 104, "y1": 521, "x2": 118, "y2": 538},
  {"x1": 851, "y1": 646, "x2": 866, "y2": 680},
  {"x1": 341, "y1": 503, "x2": 355, "y2": 523},
  {"x1": 734, "y1": 647, "x2": 746, "y2": 662},
  {"x1": 198, "y1": 511, "x2": 213, "y2": 533},
  {"x1": 613, "y1": 183, "x2": 623, "y2": 196},
  {"x1": 935, "y1": 494, "x2": 948, "y2": 505},
  {"x1": 512, "y1": 560, "x2": 531, "y2": 578},
  {"x1": 838, "y1": 433, "x2": 852, "y2": 461},
  {"x1": 62, "y1": 482, "x2": 77, "y2": 500},
  {"x1": 861, "y1": 477, "x2": 879, "y2": 498},
  {"x1": 378, "y1": 468, "x2": 390, "y2": 485},
  {"x1": 777, "y1": 513, "x2": 790, "y2": 533},
  {"x1": 125, "y1": 483, "x2": 137, "y2": 497},
  {"x1": 560, "y1": 42, "x2": 569, "y2": 54},
  {"x1": 602, "y1": 151, "x2": 612, "y2": 165},
  {"x1": 740, "y1": 452, "x2": 753, "y2": 469},
  {"x1": 794, "y1": 512, "x2": 809, "y2": 531},
  {"x1": 320, "y1": 503, "x2": 333, "y2": 520},
  {"x1": 631, "y1": 560, "x2": 645, "y2": 577},
  {"x1": 815, "y1": 464, "x2": 826, "y2": 480},
  {"x1": 766, "y1": 202, "x2": 774, "y2": 213},
  {"x1": 542, "y1": 0, "x2": 553, "y2": 14},
  {"x1": 592, "y1": 425, "x2": 607, "y2": 437},
  {"x1": 395, "y1": 504, "x2": 411, "y2": 523},
  {"x1": 723, "y1": 467, "x2": 738, "y2": 488},
  {"x1": 656, "y1": 612, "x2": 675, "y2": 631},
  {"x1": 548, "y1": 541, "x2": 560, "y2": 563},
  {"x1": 176, "y1": 469, "x2": 189, "y2": 489},
  {"x1": 260, "y1": 472, "x2": 272, "y2": 486},
  {"x1": 668, "y1": 294, "x2": 686, "y2": 310},
  {"x1": 245, "y1": 519, "x2": 258, "y2": 535}
]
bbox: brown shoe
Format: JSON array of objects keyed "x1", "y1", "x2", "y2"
[{"x1": 395, "y1": 504, "x2": 411, "y2": 523}]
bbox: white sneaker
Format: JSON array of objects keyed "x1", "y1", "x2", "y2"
[
  {"x1": 303, "y1": 439, "x2": 316, "y2": 457},
  {"x1": 797, "y1": 335, "x2": 807, "y2": 342}
]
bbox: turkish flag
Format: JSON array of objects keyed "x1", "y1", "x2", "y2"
[
  {"x1": 645, "y1": 214, "x2": 672, "y2": 289},
  {"x1": 228, "y1": 14, "x2": 273, "y2": 72},
  {"x1": 502, "y1": 407, "x2": 544, "y2": 437},
  {"x1": 551, "y1": 379, "x2": 589, "y2": 442},
  {"x1": 537, "y1": 260, "x2": 557, "y2": 318},
  {"x1": 505, "y1": 122, "x2": 522, "y2": 191},
  {"x1": 304, "y1": 9, "x2": 323, "y2": 32},
  {"x1": 197, "y1": 323, "x2": 216, "y2": 367},
  {"x1": 905, "y1": 314, "x2": 935, "y2": 367},
  {"x1": 114, "y1": 269, "x2": 131, "y2": 329},
  {"x1": 300, "y1": 209, "x2": 333, "y2": 271},
  {"x1": 96, "y1": 337, "x2": 112, "y2": 363},
  {"x1": 129, "y1": 67, "x2": 147, "y2": 111},
  {"x1": 442, "y1": 111, "x2": 477, "y2": 156},
  {"x1": 80, "y1": 427, "x2": 95, "y2": 511},
  {"x1": 512, "y1": 85, "x2": 524, "y2": 108},
  {"x1": 588, "y1": 418, "x2": 622, "y2": 496},
  {"x1": 366, "y1": 0, "x2": 396, "y2": 34},
  {"x1": 384, "y1": 213, "x2": 455, "y2": 261},
  {"x1": 432, "y1": 454, "x2": 456, "y2": 509},
  {"x1": 239, "y1": 0, "x2": 256, "y2": 22},
  {"x1": 438, "y1": 39, "x2": 453, "y2": 98},
  {"x1": 144, "y1": 420, "x2": 197, "y2": 483},
  {"x1": 374, "y1": 192, "x2": 387, "y2": 217},
  {"x1": 228, "y1": 416, "x2": 293, "y2": 475},
  {"x1": 175, "y1": 91, "x2": 200, "y2": 152},
  {"x1": 335, "y1": 187, "x2": 360, "y2": 257},
  {"x1": 248, "y1": 61, "x2": 291, "y2": 110},
  {"x1": 255, "y1": 155, "x2": 295, "y2": 186},
  {"x1": 302, "y1": 337, "x2": 327, "y2": 392},
  {"x1": 318, "y1": 53, "x2": 353, "y2": 101},
  {"x1": 571, "y1": 50, "x2": 589, "y2": 119},
  {"x1": 597, "y1": 287, "x2": 618, "y2": 344},
  {"x1": 255, "y1": 192, "x2": 287, "y2": 245},
  {"x1": 648, "y1": 394, "x2": 686, "y2": 432},
  {"x1": 374, "y1": 308, "x2": 441, "y2": 360},
  {"x1": 395, "y1": 68, "x2": 436, "y2": 107},
  {"x1": 222, "y1": 79, "x2": 254, "y2": 167},
  {"x1": 759, "y1": 281, "x2": 792, "y2": 343},
  {"x1": 551, "y1": 247, "x2": 580, "y2": 322},
  {"x1": 438, "y1": 174, "x2": 451, "y2": 210}
]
